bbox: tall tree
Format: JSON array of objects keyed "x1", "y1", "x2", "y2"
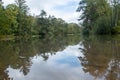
[
  {"x1": 39, "y1": 10, "x2": 47, "y2": 18},
  {"x1": 77, "y1": 0, "x2": 112, "y2": 34},
  {"x1": 5, "y1": 4, "x2": 19, "y2": 34},
  {"x1": 15, "y1": 0, "x2": 29, "y2": 36},
  {"x1": 110, "y1": 0, "x2": 120, "y2": 27},
  {"x1": 0, "y1": 2, "x2": 12, "y2": 35}
]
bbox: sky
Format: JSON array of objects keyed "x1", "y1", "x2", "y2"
[{"x1": 3, "y1": 0, "x2": 80, "y2": 23}]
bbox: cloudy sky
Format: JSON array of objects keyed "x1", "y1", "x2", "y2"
[{"x1": 3, "y1": 0, "x2": 80, "y2": 23}]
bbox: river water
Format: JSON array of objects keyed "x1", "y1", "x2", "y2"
[{"x1": 0, "y1": 35, "x2": 120, "y2": 80}]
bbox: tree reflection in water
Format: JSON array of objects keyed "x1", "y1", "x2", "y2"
[
  {"x1": 0, "y1": 35, "x2": 119, "y2": 80},
  {"x1": 79, "y1": 35, "x2": 120, "y2": 80},
  {"x1": 0, "y1": 35, "x2": 81, "y2": 80}
]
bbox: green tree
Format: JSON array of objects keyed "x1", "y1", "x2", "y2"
[
  {"x1": 39, "y1": 10, "x2": 47, "y2": 18},
  {"x1": 15, "y1": 0, "x2": 30, "y2": 36},
  {"x1": 0, "y1": 3, "x2": 12, "y2": 35},
  {"x1": 5, "y1": 4, "x2": 19, "y2": 34},
  {"x1": 110, "y1": 0, "x2": 120, "y2": 27},
  {"x1": 36, "y1": 10, "x2": 49, "y2": 36},
  {"x1": 77, "y1": 0, "x2": 112, "y2": 34},
  {"x1": 67, "y1": 23, "x2": 81, "y2": 34}
]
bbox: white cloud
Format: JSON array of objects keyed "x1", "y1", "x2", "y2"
[
  {"x1": 3, "y1": 0, "x2": 80, "y2": 23},
  {"x1": 3, "y1": 0, "x2": 15, "y2": 5}
]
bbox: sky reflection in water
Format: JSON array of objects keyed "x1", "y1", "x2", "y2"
[
  {"x1": 7, "y1": 38, "x2": 120, "y2": 80},
  {"x1": 7, "y1": 44, "x2": 92, "y2": 80},
  {"x1": 1, "y1": 35, "x2": 119, "y2": 80}
]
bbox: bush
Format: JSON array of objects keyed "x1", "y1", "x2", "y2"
[
  {"x1": 93, "y1": 16, "x2": 111, "y2": 34},
  {"x1": 112, "y1": 26, "x2": 120, "y2": 34}
]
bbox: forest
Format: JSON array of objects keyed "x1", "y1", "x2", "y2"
[
  {"x1": 77, "y1": 0, "x2": 120, "y2": 35},
  {"x1": 0, "y1": 0, "x2": 80, "y2": 37},
  {"x1": 1, "y1": 0, "x2": 120, "y2": 37}
]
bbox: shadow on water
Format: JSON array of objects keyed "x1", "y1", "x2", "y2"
[
  {"x1": 0, "y1": 35, "x2": 81, "y2": 80},
  {"x1": 79, "y1": 35, "x2": 120, "y2": 80}
]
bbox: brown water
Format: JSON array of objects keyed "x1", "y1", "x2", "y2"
[{"x1": 0, "y1": 35, "x2": 120, "y2": 80}]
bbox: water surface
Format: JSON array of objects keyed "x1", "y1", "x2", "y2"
[{"x1": 0, "y1": 35, "x2": 120, "y2": 80}]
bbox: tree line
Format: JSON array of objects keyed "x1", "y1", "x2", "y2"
[
  {"x1": 0, "y1": 0, "x2": 80, "y2": 37},
  {"x1": 77, "y1": 0, "x2": 120, "y2": 35}
]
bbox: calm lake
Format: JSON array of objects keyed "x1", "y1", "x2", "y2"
[{"x1": 0, "y1": 35, "x2": 120, "y2": 80}]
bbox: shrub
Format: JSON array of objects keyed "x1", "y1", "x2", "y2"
[{"x1": 112, "y1": 26, "x2": 120, "y2": 34}]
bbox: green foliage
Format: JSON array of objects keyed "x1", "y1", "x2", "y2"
[
  {"x1": 67, "y1": 23, "x2": 81, "y2": 34},
  {"x1": 0, "y1": 4, "x2": 12, "y2": 35},
  {"x1": 110, "y1": 0, "x2": 120, "y2": 27},
  {"x1": 15, "y1": 0, "x2": 30, "y2": 36},
  {"x1": 0, "y1": 0, "x2": 81, "y2": 37},
  {"x1": 94, "y1": 16, "x2": 111, "y2": 34},
  {"x1": 112, "y1": 26, "x2": 120, "y2": 34},
  {"x1": 5, "y1": 4, "x2": 19, "y2": 34},
  {"x1": 35, "y1": 11, "x2": 81, "y2": 37},
  {"x1": 39, "y1": 10, "x2": 47, "y2": 18},
  {"x1": 77, "y1": 0, "x2": 120, "y2": 35}
]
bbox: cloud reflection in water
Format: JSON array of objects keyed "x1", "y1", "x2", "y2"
[{"x1": 7, "y1": 44, "x2": 92, "y2": 80}]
